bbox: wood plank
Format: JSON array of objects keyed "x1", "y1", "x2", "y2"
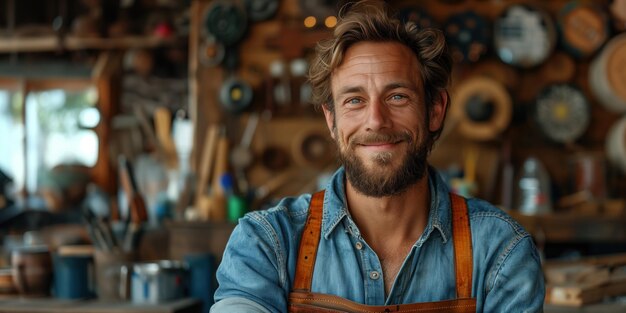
[
  {"x1": 509, "y1": 212, "x2": 626, "y2": 243},
  {"x1": 0, "y1": 36, "x2": 180, "y2": 53}
]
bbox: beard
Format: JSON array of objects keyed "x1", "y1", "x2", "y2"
[{"x1": 336, "y1": 129, "x2": 430, "y2": 197}]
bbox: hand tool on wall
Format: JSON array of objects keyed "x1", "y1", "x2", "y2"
[
  {"x1": 196, "y1": 125, "x2": 220, "y2": 219},
  {"x1": 154, "y1": 107, "x2": 178, "y2": 169},
  {"x1": 230, "y1": 112, "x2": 260, "y2": 194},
  {"x1": 208, "y1": 129, "x2": 230, "y2": 221}
]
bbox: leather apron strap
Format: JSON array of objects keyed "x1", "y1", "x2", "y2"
[
  {"x1": 450, "y1": 193, "x2": 473, "y2": 299},
  {"x1": 289, "y1": 190, "x2": 476, "y2": 312},
  {"x1": 293, "y1": 190, "x2": 325, "y2": 291}
]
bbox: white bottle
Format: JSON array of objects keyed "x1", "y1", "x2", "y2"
[{"x1": 517, "y1": 157, "x2": 552, "y2": 215}]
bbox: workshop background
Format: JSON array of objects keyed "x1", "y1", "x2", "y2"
[{"x1": 0, "y1": 0, "x2": 626, "y2": 312}]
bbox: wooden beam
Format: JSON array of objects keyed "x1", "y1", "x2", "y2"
[{"x1": 0, "y1": 35, "x2": 181, "y2": 53}]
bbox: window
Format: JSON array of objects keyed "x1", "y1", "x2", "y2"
[{"x1": 0, "y1": 81, "x2": 100, "y2": 196}]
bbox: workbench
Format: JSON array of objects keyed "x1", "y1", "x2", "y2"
[
  {"x1": 546, "y1": 302, "x2": 626, "y2": 313},
  {"x1": 0, "y1": 297, "x2": 201, "y2": 313}
]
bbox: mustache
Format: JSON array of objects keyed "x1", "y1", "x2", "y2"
[{"x1": 348, "y1": 131, "x2": 412, "y2": 146}]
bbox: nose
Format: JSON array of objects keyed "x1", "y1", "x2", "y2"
[{"x1": 365, "y1": 99, "x2": 391, "y2": 131}]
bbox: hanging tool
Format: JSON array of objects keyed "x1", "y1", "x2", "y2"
[
  {"x1": 118, "y1": 156, "x2": 148, "y2": 251},
  {"x1": 230, "y1": 112, "x2": 260, "y2": 194},
  {"x1": 154, "y1": 107, "x2": 178, "y2": 169}
]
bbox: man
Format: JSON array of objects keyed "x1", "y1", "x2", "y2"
[{"x1": 211, "y1": 1, "x2": 545, "y2": 312}]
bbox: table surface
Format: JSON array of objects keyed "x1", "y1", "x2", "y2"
[
  {"x1": 0, "y1": 297, "x2": 202, "y2": 313},
  {"x1": 2, "y1": 296, "x2": 626, "y2": 312},
  {"x1": 545, "y1": 303, "x2": 626, "y2": 313}
]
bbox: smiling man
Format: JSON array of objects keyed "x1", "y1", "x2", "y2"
[{"x1": 211, "y1": 2, "x2": 545, "y2": 312}]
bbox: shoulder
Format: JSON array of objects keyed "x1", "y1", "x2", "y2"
[
  {"x1": 466, "y1": 197, "x2": 529, "y2": 239},
  {"x1": 245, "y1": 194, "x2": 312, "y2": 226},
  {"x1": 219, "y1": 194, "x2": 313, "y2": 292},
  {"x1": 238, "y1": 194, "x2": 312, "y2": 243}
]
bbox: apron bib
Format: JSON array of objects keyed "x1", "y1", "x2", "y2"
[{"x1": 288, "y1": 191, "x2": 477, "y2": 313}]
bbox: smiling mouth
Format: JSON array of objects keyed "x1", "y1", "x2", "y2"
[
  {"x1": 360, "y1": 141, "x2": 399, "y2": 146},
  {"x1": 349, "y1": 132, "x2": 412, "y2": 149},
  {"x1": 357, "y1": 140, "x2": 404, "y2": 151}
]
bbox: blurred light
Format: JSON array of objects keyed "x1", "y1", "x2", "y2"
[
  {"x1": 86, "y1": 87, "x2": 98, "y2": 104},
  {"x1": 304, "y1": 16, "x2": 317, "y2": 28},
  {"x1": 79, "y1": 107, "x2": 101, "y2": 128},
  {"x1": 325, "y1": 16, "x2": 337, "y2": 28}
]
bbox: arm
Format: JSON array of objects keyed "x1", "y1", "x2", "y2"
[
  {"x1": 210, "y1": 297, "x2": 272, "y2": 313},
  {"x1": 211, "y1": 214, "x2": 289, "y2": 313},
  {"x1": 484, "y1": 235, "x2": 545, "y2": 313}
]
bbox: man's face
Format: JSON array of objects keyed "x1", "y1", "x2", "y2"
[{"x1": 323, "y1": 41, "x2": 446, "y2": 197}]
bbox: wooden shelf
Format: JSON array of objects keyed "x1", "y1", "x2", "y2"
[
  {"x1": 0, "y1": 35, "x2": 182, "y2": 53},
  {"x1": 509, "y1": 211, "x2": 626, "y2": 243}
]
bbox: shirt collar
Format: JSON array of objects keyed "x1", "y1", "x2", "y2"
[{"x1": 320, "y1": 166, "x2": 452, "y2": 244}]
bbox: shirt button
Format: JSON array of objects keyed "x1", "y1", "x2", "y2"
[
  {"x1": 369, "y1": 271, "x2": 380, "y2": 280},
  {"x1": 355, "y1": 242, "x2": 363, "y2": 250}
]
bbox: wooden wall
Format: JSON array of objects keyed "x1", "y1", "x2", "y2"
[{"x1": 189, "y1": 0, "x2": 626, "y2": 210}]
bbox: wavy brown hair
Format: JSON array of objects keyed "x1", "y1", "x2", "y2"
[{"x1": 308, "y1": 0, "x2": 452, "y2": 149}]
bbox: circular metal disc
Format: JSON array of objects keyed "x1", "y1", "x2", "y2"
[
  {"x1": 494, "y1": 4, "x2": 556, "y2": 68},
  {"x1": 535, "y1": 84, "x2": 590, "y2": 143},
  {"x1": 220, "y1": 78, "x2": 253, "y2": 113},
  {"x1": 245, "y1": 0, "x2": 280, "y2": 22},
  {"x1": 204, "y1": 2, "x2": 248, "y2": 46}
]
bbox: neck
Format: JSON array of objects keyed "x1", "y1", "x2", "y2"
[{"x1": 345, "y1": 169, "x2": 431, "y2": 249}]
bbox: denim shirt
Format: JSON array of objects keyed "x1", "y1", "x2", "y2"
[{"x1": 212, "y1": 167, "x2": 545, "y2": 313}]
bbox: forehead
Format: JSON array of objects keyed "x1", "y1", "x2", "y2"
[{"x1": 332, "y1": 41, "x2": 421, "y2": 85}]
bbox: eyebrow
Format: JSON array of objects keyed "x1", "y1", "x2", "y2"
[
  {"x1": 336, "y1": 86, "x2": 365, "y2": 97},
  {"x1": 336, "y1": 82, "x2": 417, "y2": 97}
]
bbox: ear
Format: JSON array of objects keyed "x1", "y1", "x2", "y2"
[
  {"x1": 322, "y1": 104, "x2": 337, "y2": 140},
  {"x1": 429, "y1": 90, "x2": 448, "y2": 132}
]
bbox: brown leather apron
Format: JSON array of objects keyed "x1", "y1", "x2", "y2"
[{"x1": 288, "y1": 191, "x2": 477, "y2": 313}]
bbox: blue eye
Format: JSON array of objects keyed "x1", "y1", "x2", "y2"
[
  {"x1": 391, "y1": 95, "x2": 405, "y2": 100},
  {"x1": 347, "y1": 98, "x2": 362, "y2": 105}
]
